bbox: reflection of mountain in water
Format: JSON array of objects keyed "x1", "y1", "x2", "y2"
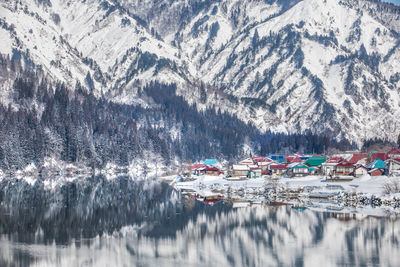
[
  {"x1": 133, "y1": 206, "x2": 400, "y2": 267},
  {"x1": 0, "y1": 176, "x2": 399, "y2": 266},
  {"x1": 0, "y1": 175, "x2": 182, "y2": 243}
]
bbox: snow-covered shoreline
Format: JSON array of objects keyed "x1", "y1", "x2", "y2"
[{"x1": 171, "y1": 174, "x2": 400, "y2": 216}]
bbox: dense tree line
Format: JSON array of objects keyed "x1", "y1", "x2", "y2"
[
  {"x1": 361, "y1": 137, "x2": 395, "y2": 151},
  {"x1": 0, "y1": 54, "x2": 355, "y2": 170}
]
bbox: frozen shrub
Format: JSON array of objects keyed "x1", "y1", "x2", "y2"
[{"x1": 383, "y1": 179, "x2": 400, "y2": 195}]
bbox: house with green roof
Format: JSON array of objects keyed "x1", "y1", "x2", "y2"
[{"x1": 304, "y1": 156, "x2": 326, "y2": 167}]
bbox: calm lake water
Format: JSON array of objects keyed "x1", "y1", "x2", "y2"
[{"x1": 0, "y1": 176, "x2": 399, "y2": 266}]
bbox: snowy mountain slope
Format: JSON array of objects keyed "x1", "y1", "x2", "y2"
[
  {"x1": 0, "y1": 0, "x2": 190, "y2": 104},
  {"x1": 159, "y1": 0, "x2": 400, "y2": 143},
  {"x1": 1, "y1": 0, "x2": 400, "y2": 146}
]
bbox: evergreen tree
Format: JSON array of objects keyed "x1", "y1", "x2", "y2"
[{"x1": 252, "y1": 29, "x2": 259, "y2": 48}]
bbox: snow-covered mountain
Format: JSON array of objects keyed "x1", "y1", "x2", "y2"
[{"x1": 1, "y1": 0, "x2": 400, "y2": 145}]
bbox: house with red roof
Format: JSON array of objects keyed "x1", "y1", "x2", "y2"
[
  {"x1": 348, "y1": 153, "x2": 368, "y2": 164},
  {"x1": 253, "y1": 158, "x2": 274, "y2": 172},
  {"x1": 334, "y1": 162, "x2": 355, "y2": 176},
  {"x1": 239, "y1": 157, "x2": 255, "y2": 165},
  {"x1": 387, "y1": 148, "x2": 400, "y2": 159},
  {"x1": 191, "y1": 164, "x2": 206, "y2": 170},
  {"x1": 252, "y1": 157, "x2": 269, "y2": 163},
  {"x1": 371, "y1": 152, "x2": 390, "y2": 162},
  {"x1": 321, "y1": 157, "x2": 343, "y2": 175},
  {"x1": 203, "y1": 166, "x2": 220, "y2": 176},
  {"x1": 192, "y1": 164, "x2": 220, "y2": 176},
  {"x1": 269, "y1": 164, "x2": 287, "y2": 175},
  {"x1": 284, "y1": 156, "x2": 303, "y2": 164}
]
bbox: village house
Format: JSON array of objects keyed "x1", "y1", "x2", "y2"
[
  {"x1": 289, "y1": 164, "x2": 309, "y2": 177},
  {"x1": 321, "y1": 157, "x2": 342, "y2": 175},
  {"x1": 269, "y1": 155, "x2": 286, "y2": 163},
  {"x1": 366, "y1": 158, "x2": 387, "y2": 170},
  {"x1": 308, "y1": 167, "x2": 318, "y2": 175},
  {"x1": 354, "y1": 165, "x2": 369, "y2": 177},
  {"x1": 252, "y1": 157, "x2": 270, "y2": 163},
  {"x1": 304, "y1": 156, "x2": 326, "y2": 167},
  {"x1": 386, "y1": 159, "x2": 400, "y2": 175},
  {"x1": 192, "y1": 164, "x2": 206, "y2": 175},
  {"x1": 203, "y1": 166, "x2": 220, "y2": 176},
  {"x1": 303, "y1": 156, "x2": 326, "y2": 175},
  {"x1": 256, "y1": 160, "x2": 274, "y2": 174},
  {"x1": 334, "y1": 162, "x2": 355, "y2": 176},
  {"x1": 252, "y1": 157, "x2": 273, "y2": 170},
  {"x1": 269, "y1": 164, "x2": 287, "y2": 175},
  {"x1": 248, "y1": 168, "x2": 262, "y2": 178},
  {"x1": 239, "y1": 157, "x2": 255, "y2": 165},
  {"x1": 369, "y1": 168, "x2": 384, "y2": 176},
  {"x1": 370, "y1": 152, "x2": 390, "y2": 162},
  {"x1": 387, "y1": 148, "x2": 400, "y2": 160},
  {"x1": 348, "y1": 153, "x2": 368, "y2": 165},
  {"x1": 284, "y1": 156, "x2": 303, "y2": 164},
  {"x1": 232, "y1": 164, "x2": 249, "y2": 177},
  {"x1": 203, "y1": 159, "x2": 218, "y2": 166},
  {"x1": 364, "y1": 158, "x2": 388, "y2": 176}
]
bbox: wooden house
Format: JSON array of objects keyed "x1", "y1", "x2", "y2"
[
  {"x1": 269, "y1": 164, "x2": 287, "y2": 175},
  {"x1": 203, "y1": 166, "x2": 220, "y2": 176},
  {"x1": 232, "y1": 164, "x2": 249, "y2": 177},
  {"x1": 334, "y1": 162, "x2": 355, "y2": 176}
]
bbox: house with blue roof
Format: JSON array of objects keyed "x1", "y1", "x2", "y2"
[
  {"x1": 365, "y1": 158, "x2": 387, "y2": 169},
  {"x1": 269, "y1": 155, "x2": 285, "y2": 163},
  {"x1": 203, "y1": 159, "x2": 218, "y2": 166}
]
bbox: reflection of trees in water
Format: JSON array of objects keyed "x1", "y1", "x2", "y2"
[{"x1": 0, "y1": 175, "x2": 179, "y2": 244}]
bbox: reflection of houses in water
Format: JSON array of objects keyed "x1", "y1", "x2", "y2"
[{"x1": 327, "y1": 212, "x2": 369, "y2": 221}]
